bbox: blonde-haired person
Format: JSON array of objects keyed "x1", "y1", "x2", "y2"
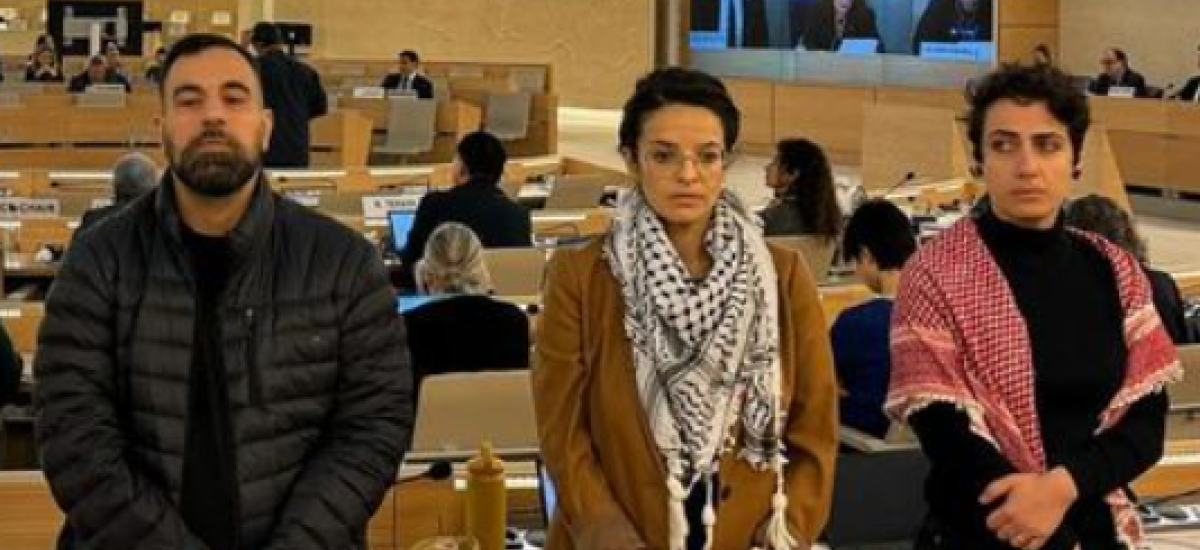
[
  {"x1": 533, "y1": 67, "x2": 837, "y2": 550},
  {"x1": 405, "y1": 222, "x2": 529, "y2": 389}
]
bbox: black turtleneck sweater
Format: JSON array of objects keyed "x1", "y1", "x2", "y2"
[{"x1": 908, "y1": 209, "x2": 1168, "y2": 550}]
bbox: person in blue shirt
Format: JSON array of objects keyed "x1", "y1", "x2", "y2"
[{"x1": 830, "y1": 199, "x2": 916, "y2": 438}]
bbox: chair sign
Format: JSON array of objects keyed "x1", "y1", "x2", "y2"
[
  {"x1": 0, "y1": 197, "x2": 61, "y2": 218},
  {"x1": 361, "y1": 194, "x2": 420, "y2": 220}
]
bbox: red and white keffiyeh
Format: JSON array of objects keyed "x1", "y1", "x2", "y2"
[{"x1": 885, "y1": 216, "x2": 1181, "y2": 548}]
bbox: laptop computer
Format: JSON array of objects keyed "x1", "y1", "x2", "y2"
[
  {"x1": 388, "y1": 210, "x2": 416, "y2": 253},
  {"x1": 536, "y1": 458, "x2": 557, "y2": 528}
]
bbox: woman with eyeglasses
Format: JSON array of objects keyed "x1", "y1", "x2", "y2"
[{"x1": 532, "y1": 67, "x2": 838, "y2": 550}]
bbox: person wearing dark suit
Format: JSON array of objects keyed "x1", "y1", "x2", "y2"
[
  {"x1": 1066, "y1": 194, "x2": 1193, "y2": 344},
  {"x1": 398, "y1": 131, "x2": 532, "y2": 291},
  {"x1": 67, "y1": 55, "x2": 131, "y2": 93},
  {"x1": 380, "y1": 50, "x2": 434, "y2": 99},
  {"x1": 0, "y1": 325, "x2": 18, "y2": 409},
  {"x1": 1088, "y1": 48, "x2": 1150, "y2": 98},
  {"x1": 404, "y1": 222, "x2": 530, "y2": 391},
  {"x1": 1173, "y1": 45, "x2": 1200, "y2": 102},
  {"x1": 911, "y1": 0, "x2": 993, "y2": 55},
  {"x1": 77, "y1": 153, "x2": 159, "y2": 234},
  {"x1": 251, "y1": 22, "x2": 328, "y2": 167},
  {"x1": 801, "y1": 0, "x2": 882, "y2": 52}
]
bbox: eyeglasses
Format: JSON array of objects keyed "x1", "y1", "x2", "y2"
[
  {"x1": 639, "y1": 146, "x2": 732, "y2": 174},
  {"x1": 1100, "y1": 58, "x2": 1117, "y2": 66}
]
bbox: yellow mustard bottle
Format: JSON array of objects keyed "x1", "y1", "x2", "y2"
[{"x1": 465, "y1": 442, "x2": 506, "y2": 550}]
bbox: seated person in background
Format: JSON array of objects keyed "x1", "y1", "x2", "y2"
[
  {"x1": 104, "y1": 41, "x2": 128, "y2": 78},
  {"x1": 77, "y1": 152, "x2": 159, "y2": 234},
  {"x1": 405, "y1": 222, "x2": 530, "y2": 389},
  {"x1": 381, "y1": 50, "x2": 434, "y2": 99},
  {"x1": 760, "y1": 137, "x2": 843, "y2": 241},
  {"x1": 1066, "y1": 194, "x2": 1192, "y2": 344},
  {"x1": 1032, "y1": 43, "x2": 1054, "y2": 68},
  {"x1": 831, "y1": 199, "x2": 916, "y2": 438},
  {"x1": 801, "y1": 0, "x2": 882, "y2": 52},
  {"x1": 912, "y1": 0, "x2": 993, "y2": 54},
  {"x1": 67, "y1": 55, "x2": 131, "y2": 93},
  {"x1": 1172, "y1": 44, "x2": 1200, "y2": 102},
  {"x1": 24, "y1": 46, "x2": 62, "y2": 82},
  {"x1": 144, "y1": 47, "x2": 167, "y2": 85},
  {"x1": 0, "y1": 324, "x2": 19, "y2": 409},
  {"x1": 398, "y1": 131, "x2": 532, "y2": 291},
  {"x1": 1088, "y1": 48, "x2": 1149, "y2": 97}
]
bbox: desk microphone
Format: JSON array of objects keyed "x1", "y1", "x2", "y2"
[
  {"x1": 883, "y1": 171, "x2": 918, "y2": 197},
  {"x1": 394, "y1": 460, "x2": 453, "y2": 485}
]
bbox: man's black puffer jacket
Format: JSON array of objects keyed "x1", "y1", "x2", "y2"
[{"x1": 35, "y1": 175, "x2": 413, "y2": 550}]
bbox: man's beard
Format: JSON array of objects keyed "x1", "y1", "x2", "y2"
[{"x1": 167, "y1": 129, "x2": 260, "y2": 198}]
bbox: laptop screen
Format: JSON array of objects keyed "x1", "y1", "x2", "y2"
[
  {"x1": 537, "y1": 458, "x2": 557, "y2": 527},
  {"x1": 389, "y1": 210, "x2": 416, "y2": 252},
  {"x1": 396, "y1": 295, "x2": 432, "y2": 314}
]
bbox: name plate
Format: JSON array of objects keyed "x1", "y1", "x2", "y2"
[
  {"x1": 283, "y1": 191, "x2": 322, "y2": 208},
  {"x1": 362, "y1": 194, "x2": 421, "y2": 220},
  {"x1": 0, "y1": 197, "x2": 61, "y2": 218}
]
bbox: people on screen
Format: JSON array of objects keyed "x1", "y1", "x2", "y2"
[
  {"x1": 1088, "y1": 47, "x2": 1149, "y2": 98},
  {"x1": 36, "y1": 33, "x2": 412, "y2": 550},
  {"x1": 911, "y1": 0, "x2": 994, "y2": 54},
  {"x1": 397, "y1": 131, "x2": 532, "y2": 292},
  {"x1": 760, "y1": 137, "x2": 843, "y2": 240},
  {"x1": 801, "y1": 0, "x2": 882, "y2": 52},
  {"x1": 250, "y1": 22, "x2": 328, "y2": 167},
  {"x1": 406, "y1": 222, "x2": 530, "y2": 390},
  {"x1": 1066, "y1": 194, "x2": 1193, "y2": 344},
  {"x1": 888, "y1": 63, "x2": 1178, "y2": 550},
  {"x1": 381, "y1": 49, "x2": 434, "y2": 99},
  {"x1": 831, "y1": 199, "x2": 915, "y2": 438},
  {"x1": 533, "y1": 67, "x2": 837, "y2": 550}
]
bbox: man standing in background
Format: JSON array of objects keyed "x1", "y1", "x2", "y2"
[{"x1": 250, "y1": 22, "x2": 328, "y2": 167}]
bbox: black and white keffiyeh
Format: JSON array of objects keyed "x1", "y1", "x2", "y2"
[{"x1": 604, "y1": 189, "x2": 797, "y2": 550}]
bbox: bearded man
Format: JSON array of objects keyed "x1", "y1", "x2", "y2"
[{"x1": 34, "y1": 33, "x2": 413, "y2": 550}]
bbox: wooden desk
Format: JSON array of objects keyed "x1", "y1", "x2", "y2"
[
  {"x1": 0, "y1": 468, "x2": 541, "y2": 550},
  {"x1": 1132, "y1": 439, "x2": 1200, "y2": 498},
  {"x1": 4, "y1": 254, "x2": 58, "y2": 279}
]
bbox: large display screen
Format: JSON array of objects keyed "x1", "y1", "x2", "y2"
[{"x1": 690, "y1": 0, "x2": 996, "y2": 87}]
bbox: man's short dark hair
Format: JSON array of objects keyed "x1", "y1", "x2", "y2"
[
  {"x1": 966, "y1": 63, "x2": 1090, "y2": 166},
  {"x1": 158, "y1": 33, "x2": 260, "y2": 96},
  {"x1": 251, "y1": 22, "x2": 282, "y2": 47},
  {"x1": 457, "y1": 131, "x2": 507, "y2": 182},
  {"x1": 1111, "y1": 47, "x2": 1128, "y2": 64},
  {"x1": 88, "y1": 55, "x2": 105, "y2": 66},
  {"x1": 399, "y1": 50, "x2": 420, "y2": 63},
  {"x1": 618, "y1": 67, "x2": 739, "y2": 155},
  {"x1": 841, "y1": 199, "x2": 917, "y2": 270}
]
